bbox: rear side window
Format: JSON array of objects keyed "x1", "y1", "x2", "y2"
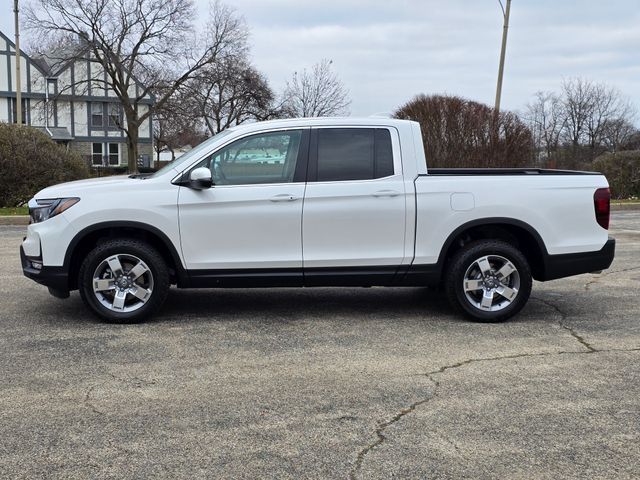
[{"x1": 315, "y1": 128, "x2": 394, "y2": 181}]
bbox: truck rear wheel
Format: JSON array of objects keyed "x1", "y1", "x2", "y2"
[
  {"x1": 445, "y1": 240, "x2": 532, "y2": 322},
  {"x1": 78, "y1": 238, "x2": 170, "y2": 323}
]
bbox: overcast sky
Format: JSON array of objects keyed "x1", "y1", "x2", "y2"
[{"x1": 3, "y1": 0, "x2": 639, "y2": 118}]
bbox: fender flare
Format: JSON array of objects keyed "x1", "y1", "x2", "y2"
[
  {"x1": 435, "y1": 217, "x2": 549, "y2": 267},
  {"x1": 63, "y1": 221, "x2": 188, "y2": 285}
]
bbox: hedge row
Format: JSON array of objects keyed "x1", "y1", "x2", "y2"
[
  {"x1": 592, "y1": 150, "x2": 640, "y2": 199},
  {"x1": 0, "y1": 123, "x2": 89, "y2": 207}
]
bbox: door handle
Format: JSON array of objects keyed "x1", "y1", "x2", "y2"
[
  {"x1": 372, "y1": 190, "x2": 400, "y2": 198},
  {"x1": 270, "y1": 194, "x2": 299, "y2": 202}
]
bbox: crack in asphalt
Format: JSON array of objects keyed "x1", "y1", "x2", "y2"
[
  {"x1": 349, "y1": 294, "x2": 638, "y2": 479},
  {"x1": 84, "y1": 382, "x2": 108, "y2": 415},
  {"x1": 584, "y1": 265, "x2": 640, "y2": 291},
  {"x1": 605, "y1": 266, "x2": 640, "y2": 275},
  {"x1": 349, "y1": 346, "x2": 640, "y2": 479},
  {"x1": 531, "y1": 296, "x2": 595, "y2": 352}
]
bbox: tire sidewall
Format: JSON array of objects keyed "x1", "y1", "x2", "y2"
[
  {"x1": 447, "y1": 240, "x2": 532, "y2": 322},
  {"x1": 79, "y1": 239, "x2": 169, "y2": 323}
]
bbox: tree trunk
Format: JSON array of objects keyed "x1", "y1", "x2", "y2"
[{"x1": 126, "y1": 117, "x2": 140, "y2": 173}]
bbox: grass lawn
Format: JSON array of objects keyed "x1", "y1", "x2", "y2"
[
  {"x1": 612, "y1": 198, "x2": 640, "y2": 205},
  {"x1": 0, "y1": 207, "x2": 28, "y2": 216}
]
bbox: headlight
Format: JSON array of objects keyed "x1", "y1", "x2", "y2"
[{"x1": 29, "y1": 197, "x2": 80, "y2": 224}]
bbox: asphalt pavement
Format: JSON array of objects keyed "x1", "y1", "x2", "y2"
[{"x1": 0, "y1": 212, "x2": 638, "y2": 479}]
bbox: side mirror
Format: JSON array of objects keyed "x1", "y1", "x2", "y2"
[{"x1": 189, "y1": 167, "x2": 213, "y2": 190}]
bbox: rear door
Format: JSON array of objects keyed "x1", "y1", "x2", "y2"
[{"x1": 302, "y1": 127, "x2": 408, "y2": 284}]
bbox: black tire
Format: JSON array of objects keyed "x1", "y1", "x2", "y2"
[
  {"x1": 78, "y1": 238, "x2": 170, "y2": 323},
  {"x1": 444, "y1": 239, "x2": 532, "y2": 322}
]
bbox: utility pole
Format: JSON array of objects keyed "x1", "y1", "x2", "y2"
[
  {"x1": 494, "y1": 0, "x2": 511, "y2": 114},
  {"x1": 14, "y1": 0, "x2": 22, "y2": 125}
]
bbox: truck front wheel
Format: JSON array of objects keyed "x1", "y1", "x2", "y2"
[
  {"x1": 78, "y1": 238, "x2": 170, "y2": 323},
  {"x1": 445, "y1": 240, "x2": 532, "y2": 322}
]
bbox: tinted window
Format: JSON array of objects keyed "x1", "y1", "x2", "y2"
[
  {"x1": 316, "y1": 128, "x2": 394, "y2": 181},
  {"x1": 375, "y1": 129, "x2": 394, "y2": 178},
  {"x1": 201, "y1": 130, "x2": 302, "y2": 185}
]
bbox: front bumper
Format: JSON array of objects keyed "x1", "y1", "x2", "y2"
[
  {"x1": 541, "y1": 237, "x2": 616, "y2": 281},
  {"x1": 21, "y1": 246, "x2": 70, "y2": 297}
]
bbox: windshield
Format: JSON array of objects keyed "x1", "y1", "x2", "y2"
[{"x1": 152, "y1": 129, "x2": 235, "y2": 177}]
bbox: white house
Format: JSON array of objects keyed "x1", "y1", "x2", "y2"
[{"x1": 0, "y1": 31, "x2": 154, "y2": 168}]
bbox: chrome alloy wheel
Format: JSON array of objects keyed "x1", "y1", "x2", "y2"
[
  {"x1": 92, "y1": 254, "x2": 154, "y2": 313},
  {"x1": 463, "y1": 254, "x2": 520, "y2": 312}
]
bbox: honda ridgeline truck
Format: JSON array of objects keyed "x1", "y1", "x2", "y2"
[{"x1": 21, "y1": 118, "x2": 615, "y2": 323}]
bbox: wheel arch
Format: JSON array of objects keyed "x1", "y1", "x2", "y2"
[
  {"x1": 65, "y1": 221, "x2": 188, "y2": 290},
  {"x1": 437, "y1": 217, "x2": 549, "y2": 281}
]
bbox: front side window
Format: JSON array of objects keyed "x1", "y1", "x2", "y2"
[
  {"x1": 91, "y1": 103, "x2": 103, "y2": 127},
  {"x1": 92, "y1": 142, "x2": 103, "y2": 166},
  {"x1": 200, "y1": 130, "x2": 303, "y2": 185},
  {"x1": 316, "y1": 128, "x2": 394, "y2": 182},
  {"x1": 108, "y1": 143, "x2": 120, "y2": 165}
]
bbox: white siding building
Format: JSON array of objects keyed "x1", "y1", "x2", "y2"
[{"x1": 0, "y1": 31, "x2": 154, "y2": 168}]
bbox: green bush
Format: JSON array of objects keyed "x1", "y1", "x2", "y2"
[
  {"x1": 592, "y1": 150, "x2": 640, "y2": 199},
  {"x1": 0, "y1": 123, "x2": 89, "y2": 207}
]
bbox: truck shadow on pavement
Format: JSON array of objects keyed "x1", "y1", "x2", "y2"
[
  {"x1": 37, "y1": 282, "x2": 620, "y2": 327},
  {"x1": 158, "y1": 287, "x2": 455, "y2": 323}
]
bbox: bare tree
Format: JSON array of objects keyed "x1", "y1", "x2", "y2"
[
  {"x1": 561, "y1": 78, "x2": 636, "y2": 161},
  {"x1": 152, "y1": 88, "x2": 205, "y2": 162},
  {"x1": 525, "y1": 91, "x2": 566, "y2": 165},
  {"x1": 561, "y1": 78, "x2": 595, "y2": 149},
  {"x1": 524, "y1": 78, "x2": 637, "y2": 168},
  {"x1": 25, "y1": 0, "x2": 248, "y2": 172},
  {"x1": 281, "y1": 59, "x2": 350, "y2": 117},
  {"x1": 394, "y1": 94, "x2": 534, "y2": 168},
  {"x1": 622, "y1": 130, "x2": 640, "y2": 151},
  {"x1": 588, "y1": 84, "x2": 634, "y2": 149},
  {"x1": 187, "y1": 57, "x2": 275, "y2": 135},
  {"x1": 602, "y1": 118, "x2": 637, "y2": 153}
]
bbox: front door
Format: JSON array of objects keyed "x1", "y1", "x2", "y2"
[{"x1": 178, "y1": 128, "x2": 309, "y2": 284}]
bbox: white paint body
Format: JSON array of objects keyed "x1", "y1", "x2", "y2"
[{"x1": 23, "y1": 118, "x2": 610, "y2": 274}]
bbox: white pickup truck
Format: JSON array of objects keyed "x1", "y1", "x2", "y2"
[{"x1": 21, "y1": 118, "x2": 615, "y2": 323}]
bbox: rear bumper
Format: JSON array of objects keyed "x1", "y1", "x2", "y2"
[
  {"x1": 541, "y1": 237, "x2": 615, "y2": 281},
  {"x1": 20, "y1": 245, "x2": 70, "y2": 296}
]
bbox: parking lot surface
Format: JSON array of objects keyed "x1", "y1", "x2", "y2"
[{"x1": 1, "y1": 212, "x2": 639, "y2": 479}]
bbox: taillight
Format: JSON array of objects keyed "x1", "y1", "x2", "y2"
[{"x1": 594, "y1": 188, "x2": 610, "y2": 230}]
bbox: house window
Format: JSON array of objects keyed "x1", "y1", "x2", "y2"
[
  {"x1": 46, "y1": 79, "x2": 57, "y2": 96},
  {"x1": 108, "y1": 104, "x2": 121, "y2": 127},
  {"x1": 92, "y1": 143, "x2": 104, "y2": 166},
  {"x1": 108, "y1": 143, "x2": 120, "y2": 166},
  {"x1": 91, "y1": 103, "x2": 103, "y2": 127}
]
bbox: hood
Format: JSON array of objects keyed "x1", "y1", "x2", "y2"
[{"x1": 34, "y1": 175, "x2": 138, "y2": 199}]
